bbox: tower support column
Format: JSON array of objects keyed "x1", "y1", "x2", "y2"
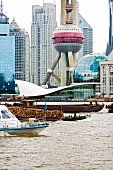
[
  {"x1": 68, "y1": 51, "x2": 74, "y2": 84},
  {"x1": 42, "y1": 53, "x2": 61, "y2": 85},
  {"x1": 61, "y1": 53, "x2": 66, "y2": 86}
]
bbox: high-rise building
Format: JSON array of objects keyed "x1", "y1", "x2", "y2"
[
  {"x1": 78, "y1": 13, "x2": 93, "y2": 59},
  {"x1": 0, "y1": 1, "x2": 15, "y2": 94},
  {"x1": 76, "y1": 1, "x2": 93, "y2": 59},
  {"x1": 9, "y1": 18, "x2": 30, "y2": 82},
  {"x1": 31, "y1": 3, "x2": 57, "y2": 85},
  {"x1": 106, "y1": 0, "x2": 113, "y2": 56}
]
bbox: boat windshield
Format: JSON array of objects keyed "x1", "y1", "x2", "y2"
[{"x1": 1, "y1": 110, "x2": 15, "y2": 119}]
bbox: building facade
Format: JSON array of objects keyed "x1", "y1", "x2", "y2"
[
  {"x1": 78, "y1": 13, "x2": 93, "y2": 59},
  {"x1": 9, "y1": 18, "x2": 30, "y2": 82},
  {"x1": 0, "y1": 2, "x2": 15, "y2": 94},
  {"x1": 106, "y1": 0, "x2": 113, "y2": 56},
  {"x1": 30, "y1": 3, "x2": 57, "y2": 85},
  {"x1": 75, "y1": 2, "x2": 93, "y2": 60},
  {"x1": 100, "y1": 60, "x2": 113, "y2": 97}
]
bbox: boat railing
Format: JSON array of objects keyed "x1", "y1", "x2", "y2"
[
  {"x1": 0, "y1": 118, "x2": 49, "y2": 129},
  {"x1": 28, "y1": 118, "x2": 49, "y2": 126}
]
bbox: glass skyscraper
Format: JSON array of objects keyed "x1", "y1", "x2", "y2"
[
  {"x1": 78, "y1": 12, "x2": 93, "y2": 59},
  {"x1": 0, "y1": 1, "x2": 15, "y2": 94},
  {"x1": 106, "y1": 0, "x2": 113, "y2": 56},
  {"x1": 10, "y1": 18, "x2": 30, "y2": 82}
]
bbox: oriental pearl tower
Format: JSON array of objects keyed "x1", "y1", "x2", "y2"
[{"x1": 42, "y1": 0, "x2": 84, "y2": 86}]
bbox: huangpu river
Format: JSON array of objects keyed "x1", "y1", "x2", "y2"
[{"x1": 0, "y1": 112, "x2": 113, "y2": 170}]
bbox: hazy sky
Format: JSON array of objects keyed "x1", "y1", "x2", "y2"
[{"x1": 2, "y1": 0, "x2": 109, "y2": 53}]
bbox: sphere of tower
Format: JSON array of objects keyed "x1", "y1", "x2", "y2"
[{"x1": 52, "y1": 24, "x2": 84, "y2": 53}]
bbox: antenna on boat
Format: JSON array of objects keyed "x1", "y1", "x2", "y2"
[
  {"x1": 44, "y1": 100, "x2": 47, "y2": 121},
  {"x1": 0, "y1": 0, "x2": 3, "y2": 13}
]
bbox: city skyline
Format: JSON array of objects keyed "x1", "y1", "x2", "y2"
[{"x1": 2, "y1": 0, "x2": 109, "y2": 53}]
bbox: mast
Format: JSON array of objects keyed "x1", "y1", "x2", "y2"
[{"x1": 0, "y1": 0, "x2": 3, "y2": 13}]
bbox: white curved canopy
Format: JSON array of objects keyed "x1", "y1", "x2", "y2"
[
  {"x1": 15, "y1": 80, "x2": 70, "y2": 97},
  {"x1": 15, "y1": 80, "x2": 100, "y2": 97}
]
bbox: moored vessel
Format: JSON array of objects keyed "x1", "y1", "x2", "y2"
[
  {"x1": 34, "y1": 101, "x2": 104, "y2": 113},
  {"x1": 61, "y1": 113, "x2": 90, "y2": 121},
  {"x1": 0, "y1": 105, "x2": 49, "y2": 136},
  {"x1": 106, "y1": 103, "x2": 113, "y2": 113}
]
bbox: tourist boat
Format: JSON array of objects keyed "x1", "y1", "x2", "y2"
[
  {"x1": 35, "y1": 101, "x2": 104, "y2": 113},
  {"x1": 0, "y1": 105, "x2": 49, "y2": 136},
  {"x1": 61, "y1": 113, "x2": 90, "y2": 121}
]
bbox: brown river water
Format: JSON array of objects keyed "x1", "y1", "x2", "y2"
[{"x1": 0, "y1": 112, "x2": 113, "y2": 170}]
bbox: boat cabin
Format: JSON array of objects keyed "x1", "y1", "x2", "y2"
[{"x1": 0, "y1": 105, "x2": 21, "y2": 128}]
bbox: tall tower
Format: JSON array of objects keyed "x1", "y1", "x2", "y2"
[
  {"x1": 30, "y1": 3, "x2": 57, "y2": 85},
  {"x1": 10, "y1": 18, "x2": 30, "y2": 82},
  {"x1": 106, "y1": 0, "x2": 113, "y2": 56},
  {"x1": 42, "y1": 0, "x2": 84, "y2": 86},
  {"x1": 0, "y1": 0, "x2": 15, "y2": 94}
]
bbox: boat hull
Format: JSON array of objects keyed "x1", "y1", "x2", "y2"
[
  {"x1": 0, "y1": 125, "x2": 49, "y2": 136},
  {"x1": 35, "y1": 102, "x2": 104, "y2": 113},
  {"x1": 61, "y1": 115, "x2": 87, "y2": 121},
  {"x1": 106, "y1": 104, "x2": 113, "y2": 113}
]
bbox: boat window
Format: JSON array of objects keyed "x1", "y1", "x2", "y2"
[
  {"x1": 1, "y1": 110, "x2": 11, "y2": 119},
  {"x1": 7, "y1": 110, "x2": 15, "y2": 118}
]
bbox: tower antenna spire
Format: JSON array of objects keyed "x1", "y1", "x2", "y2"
[{"x1": 0, "y1": 0, "x2": 3, "y2": 13}]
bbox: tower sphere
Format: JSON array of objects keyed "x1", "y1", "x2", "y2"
[{"x1": 52, "y1": 24, "x2": 84, "y2": 53}]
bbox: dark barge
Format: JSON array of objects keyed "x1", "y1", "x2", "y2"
[{"x1": 34, "y1": 102, "x2": 104, "y2": 113}]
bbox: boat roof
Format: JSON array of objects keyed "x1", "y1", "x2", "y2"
[{"x1": 0, "y1": 105, "x2": 8, "y2": 111}]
